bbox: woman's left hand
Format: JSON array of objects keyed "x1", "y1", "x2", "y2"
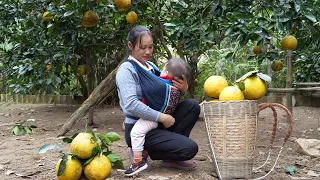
[{"x1": 172, "y1": 74, "x2": 188, "y2": 93}]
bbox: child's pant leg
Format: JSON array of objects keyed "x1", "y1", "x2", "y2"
[{"x1": 131, "y1": 119, "x2": 158, "y2": 152}]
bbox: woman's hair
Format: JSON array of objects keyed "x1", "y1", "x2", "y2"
[
  {"x1": 165, "y1": 58, "x2": 191, "y2": 80},
  {"x1": 126, "y1": 25, "x2": 152, "y2": 56}
]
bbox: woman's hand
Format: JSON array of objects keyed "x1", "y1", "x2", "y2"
[
  {"x1": 159, "y1": 113, "x2": 175, "y2": 128},
  {"x1": 172, "y1": 74, "x2": 188, "y2": 93}
]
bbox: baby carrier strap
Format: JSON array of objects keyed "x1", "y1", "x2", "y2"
[{"x1": 128, "y1": 60, "x2": 172, "y2": 112}]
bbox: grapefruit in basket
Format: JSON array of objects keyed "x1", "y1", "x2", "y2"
[
  {"x1": 204, "y1": 76, "x2": 228, "y2": 98},
  {"x1": 243, "y1": 75, "x2": 267, "y2": 100},
  {"x1": 236, "y1": 70, "x2": 271, "y2": 100},
  {"x1": 219, "y1": 86, "x2": 244, "y2": 101}
]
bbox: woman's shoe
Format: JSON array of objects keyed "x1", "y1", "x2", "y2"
[{"x1": 162, "y1": 160, "x2": 195, "y2": 170}]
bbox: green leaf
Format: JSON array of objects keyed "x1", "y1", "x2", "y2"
[
  {"x1": 304, "y1": 14, "x2": 317, "y2": 23},
  {"x1": 112, "y1": 160, "x2": 124, "y2": 169},
  {"x1": 294, "y1": 3, "x2": 300, "y2": 12},
  {"x1": 64, "y1": 11, "x2": 74, "y2": 17},
  {"x1": 225, "y1": 52, "x2": 233, "y2": 60},
  {"x1": 236, "y1": 70, "x2": 259, "y2": 82},
  {"x1": 257, "y1": 73, "x2": 272, "y2": 83},
  {"x1": 62, "y1": 137, "x2": 73, "y2": 144},
  {"x1": 237, "y1": 81, "x2": 245, "y2": 91},
  {"x1": 24, "y1": 127, "x2": 32, "y2": 134},
  {"x1": 12, "y1": 126, "x2": 21, "y2": 135},
  {"x1": 247, "y1": 56, "x2": 256, "y2": 61},
  {"x1": 99, "y1": 134, "x2": 111, "y2": 144},
  {"x1": 57, "y1": 154, "x2": 68, "y2": 176},
  {"x1": 106, "y1": 153, "x2": 119, "y2": 163},
  {"x1": 266, "y1": 52, "x2": 279, "y2": 60},
  {"x1": 105, "y1": 132, "x2": 120, "y2": 142},
  {"x1": 83, "y1": 156, "x2": 94, "y2": 166},
  {"x1": 163, "y1": 23, "x2": 176, "y2": 27},
  {"x1": 39, "y1": 144, "x2": 62, "y2": 154},
  {"x1": 91, "y1": 146, "x2": 101, "y2": 157},
  {"x1": 239, "y1": 34, "x2": 249, "y2": 47}
]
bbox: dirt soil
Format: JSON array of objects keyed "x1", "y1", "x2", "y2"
[{"x1": 0, "y1": 103, "x2": 319, "y2": 180}]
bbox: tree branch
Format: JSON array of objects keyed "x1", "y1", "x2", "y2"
[{"x1": 145, "y1": 0, "x2": 172, "y2": 59}]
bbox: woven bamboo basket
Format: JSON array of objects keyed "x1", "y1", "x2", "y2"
[{"x1": 202, "y1": 100, "x2": 258, "y2": 179}]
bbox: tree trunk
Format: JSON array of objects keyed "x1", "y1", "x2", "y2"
[
  {"x1": 286, "y1": 51, "x2": 293, "y2": 119},
  {"x1": 85, "y1": 47, "x2": 94, "y2": 125},
  {"x1": 267, "y1": 41, "x2": 273, "y2": 89},
  {"x1": 57, "y1": 67, "x2": 118, "y2": 137}
]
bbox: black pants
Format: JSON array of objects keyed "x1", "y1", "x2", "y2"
[{"x1": 125, "y1": 98, "x2": 200, "y2": 161}]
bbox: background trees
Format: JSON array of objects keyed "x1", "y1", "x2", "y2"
[{"x1": 0, "y1": 0, "x2": 319, "y2": 101}]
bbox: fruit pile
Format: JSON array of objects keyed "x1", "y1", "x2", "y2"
[
  {"x1": 204, "y1": 70, "x2": 271, "y2": 102},
  {"x1": 40, "y1": 131, "x2": 123, "y2": 180}
]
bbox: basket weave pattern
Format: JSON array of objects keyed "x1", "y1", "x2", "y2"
[{"x1": 203, "y1": 100, "x2": 258, "y2": 179}]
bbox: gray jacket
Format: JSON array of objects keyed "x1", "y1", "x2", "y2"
[{"x1": 116, "y1": 61, "x2": 160, "y2": 124}]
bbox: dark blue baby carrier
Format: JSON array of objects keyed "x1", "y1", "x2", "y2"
[{"x1": 129, "y1": 60, "x2": 181, "y2": 115}]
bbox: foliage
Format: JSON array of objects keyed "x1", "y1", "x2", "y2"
[
  {"x1": 0, "y1": 0, "x2": 130, "y2": 95},
  {"x1": 0, "y1": 0, "x2": 320, "y2": 97},
  {"x1": 294, "y1": 52, "x2": 320, "y2": 82},
  {"x1": 8, "y1": 118, "x2": 37, "y2": 135}
]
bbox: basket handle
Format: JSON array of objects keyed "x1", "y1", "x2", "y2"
[{"x1": 251, "y1": 103, "x2": 294, "y2": 180}]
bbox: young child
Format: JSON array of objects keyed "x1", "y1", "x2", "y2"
[{"x1": 124, "y1": 58, "x2": 190, "y2": 176}]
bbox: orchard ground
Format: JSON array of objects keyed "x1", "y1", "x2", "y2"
[{"x1": 0, "y1": 102, "x2": 319, "y2": 180}]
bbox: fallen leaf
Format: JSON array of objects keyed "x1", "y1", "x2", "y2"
[
  {"x1": 149, "y1": 175, "x2": 170, "y2": 180},
  {"x1": 5, "y1": 170, "x2": 15, "y2": 175},
  {"x1": 285, "y1": 166, "x2": 296, "y2": 175},
  {"x1": 307, "y1": 170, "x2": 319, "y2": 177},
  {"x1": 289, "y1": 175, "x2": 312, "y2": 180},
  {"x1": 37, "y1": 163, "x2": 45, "y2": 166}
]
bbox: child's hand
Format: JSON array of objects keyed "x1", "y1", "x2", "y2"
[
  {"x1": 159, "y1": 113, "x2": 175, "y2": 128},
  {"x1": 172, "y1": 74, "x2": 188, "y2": 93}
]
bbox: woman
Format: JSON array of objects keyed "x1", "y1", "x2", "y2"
[{"x1": 116, "y1": 25, "x2": 200, "y2": 176}]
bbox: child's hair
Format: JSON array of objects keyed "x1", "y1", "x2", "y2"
[
  {"x1": 165, "y1": 58, "x2": 191, "y2": 80},
  {"x1": 126, "y1": 25, "x2": 152, "y2": 56}
]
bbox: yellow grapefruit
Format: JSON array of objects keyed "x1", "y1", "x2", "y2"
[
  {"x1": 84, "y1": 155, "x2": 112, "y2": 180},
  {"x1": 42, "y1": 11, "x2": 52, "y2": 21},
  {"x1": 70, "y1": 133, "x2": 98, "y2": 159},
  {"x1": 78, "y1": 65, "x2": 87, "y2": 75},
  {"x1": 114, "y1": 0, "x2": 131, "y2": 11},
  {"x1": 55, "y1": 155, "x2": 82, "y2": 180},
  {"x1": 46, "y1": 64, "x2": 52, "y2": 72},
  {"x1": 82, "y1": 10, "x2": 99, "y2": 27},
  {"x1": 203, "y1": 76, "x2": 228, "y2": 98},
  {"x1": 219, "y1": 86, "x2": 244, "y2": 101},
  {"x1": 271, "y1": 60, "x2": 284, "y2": 72},
  {"x1": 126, "y1": 11, "x2": 138, "y2": 24},
  {"x1": 281, "y1": 35, "x2": 297, "y2": 51},
  {"x1": 253, "y1": 45, "x2": 261, "y2": 55},
  {"x1": 243, "y1": 75, "x2": 267, "y2": 100}
]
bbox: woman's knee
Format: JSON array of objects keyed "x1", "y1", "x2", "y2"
[
  {"x1": 185, "y1": 98, "x2": 200, "y2": 114},
  {"x1": 183, "y1": 140, "x2": 199, "y2": 159}
]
